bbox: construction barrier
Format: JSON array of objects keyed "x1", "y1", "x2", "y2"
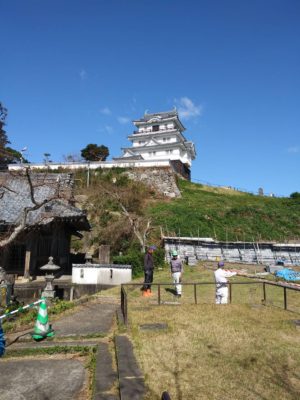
[{"x1": 0, "y1": 299, "x2": 43, "y2": 321}]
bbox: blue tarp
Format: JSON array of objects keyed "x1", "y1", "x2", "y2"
[{"x1": 275, "y1": 268, "x2": 300, "y2": 281}]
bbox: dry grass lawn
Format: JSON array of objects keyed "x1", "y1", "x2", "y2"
[{"x1": 124, "y1": 265, "x2": 300, "y2": 399}]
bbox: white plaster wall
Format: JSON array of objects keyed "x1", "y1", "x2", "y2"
[
  {"x1": 137, "y1": 149, "x2": 190, "y2": 165},
  {"x1": 72, "y1": 265, "x2": 132, "y2": 285},
  {"x1": 8, "y1": 159, "x2": 173, "y2": 171},
  {"x1": 139, "y1": 122, "x2": 175, "y2": 133}
]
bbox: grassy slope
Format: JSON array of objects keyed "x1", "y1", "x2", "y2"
[{"x1": 146, "y1": 179, "x2": 300, "y2": 242}]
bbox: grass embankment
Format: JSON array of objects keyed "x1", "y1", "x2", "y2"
[
  {"x1": 72, "y1": 169, "x2": 300, "y2": 265},
  {"x1": 147, "y1": 179, "x2": 300, "y2": 242},
  {"x1": 124, "y1": 266, "x2": 300, "y2": 400}
]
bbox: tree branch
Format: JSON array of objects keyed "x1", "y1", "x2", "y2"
[
  {"x1": 0, "y1": 170, "x2": 68, "y2": 249},
  {"x1": 103, "y1": 187, "x2": 152, "y2": 252}
]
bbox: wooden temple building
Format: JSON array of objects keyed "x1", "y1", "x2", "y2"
[{"x1": 0, "y1": 172, "x2": 90, "y2": 278}]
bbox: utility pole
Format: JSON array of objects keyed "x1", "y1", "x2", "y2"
[{"x1": 87, "y1": 161, "x2": 90, "y2": 188}]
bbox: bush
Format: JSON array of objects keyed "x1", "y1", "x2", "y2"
[
  {"x1": 153, "y1": 247, "x2": 166, "y2": 268},
  {"x1": 112, "y1": 246, "x2": 167, "y2": 278},
  {"x1": 113, "y1": 252, "x2": 144, "y2": 278}
]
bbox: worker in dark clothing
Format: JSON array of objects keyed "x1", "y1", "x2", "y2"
[{"x1": 142, "y1": 245, "x2": 156, "y2": 297}]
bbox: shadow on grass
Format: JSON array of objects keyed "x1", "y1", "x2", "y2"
[{"x1": 165, "y1": 288, "x2": 177, "y2": 296}]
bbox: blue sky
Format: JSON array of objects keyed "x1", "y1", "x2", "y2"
[{"x1": 1, "y1": 0, "x2": 299, "y2": 196}]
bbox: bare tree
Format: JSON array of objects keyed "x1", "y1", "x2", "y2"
[
  {"x1": 0, "y1": 168, "x2": 71, "y2": 249},
  {"x1": 63, "y1": 153, "x2": 82, "y2": 163},
  {"x1": 103, "y1": 187, "x2": 152, "y2": 253}
]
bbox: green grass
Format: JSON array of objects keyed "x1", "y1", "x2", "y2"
[
  {"x1": 146, "y1": 179, "x2": 300, "y2": 242},
  {"x1": 73, "y1": 169, "x2": 300, "y2": 256},
  {"x1": 5, "y1": 345, "x2": 96, "y2": 358}
]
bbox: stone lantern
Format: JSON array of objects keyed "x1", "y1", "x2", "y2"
[
  {"x1": 85, "y1": 252, "x2": 93, "y2": 264},
  {"x1": 40, "y1": 257, "x2": 61, "y2": 301}
]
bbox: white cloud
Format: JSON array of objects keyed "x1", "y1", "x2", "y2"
[
  {"x1": 100, "y1": 107, "x2": 112, "y2": 115},
  {"x1": 79, "y1": 69, "x2": 87, "y2": 80},
  {"x1": 105, "y1": 125, "x2": 113, "y2": 133},
  {"x1": 175, "y1": 97, "x2": 203, "y2": 120},
  {"x1": 287, "y1": 146, "x2": 299, "y2": 154},
  {"x1": 117, "y1": 116, "x2": 130, "y2": 124},
  {"x1": 130, "y1": 97, "x2": 137, "y2": 111}
]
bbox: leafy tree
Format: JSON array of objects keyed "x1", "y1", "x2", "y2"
[
  {"x1": 5, "y1": 147, "x2": 29, "y2": 164},
  {"x1": 81, "y1": 143, "x2": 109, "y2": 161},
  {"x1": 0, "y1": 102, "x2": 9, "y2": 162},
  {"x1": 63, "y1": 153, "x2": 82, "y2": 162},
  {"x1": 0, "y1": 102, "x2": 28, "y2": 165},
  {"x1": 290, "y1": 192, "x2": 300, "y2": 200},
  {"x1": 43, "y1": 153, "x2": 52, "y2": 164}
]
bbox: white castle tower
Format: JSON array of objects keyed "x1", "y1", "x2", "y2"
[{"x1": 114, "y1": 109, "x2": 196, "y2": 179}]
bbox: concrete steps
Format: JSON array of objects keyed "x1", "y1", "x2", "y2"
[{"x1": 2, "y1": 300, "x2": 146, "y2": 400}]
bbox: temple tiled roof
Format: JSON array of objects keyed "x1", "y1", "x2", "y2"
[{"x1": 0, "y1": 172, "x2": 90, "y2": 230}]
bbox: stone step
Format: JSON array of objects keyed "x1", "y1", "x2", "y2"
[
  {"x1": 6, "y1": 339, "x2": 101, "y2": 351},
  {"x1": 115, "y1": 335, "x2": 145, "y2": 400}
]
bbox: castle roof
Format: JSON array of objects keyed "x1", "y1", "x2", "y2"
[
  {"x1": 133, "y1": 109, "x2": 186, "y2": 131},
  {"x1": 134, "y1": 109, "x2": 178, "y2": 123}
]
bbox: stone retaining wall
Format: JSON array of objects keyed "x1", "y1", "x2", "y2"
[
  {"x1": 164, "y1": 237, "x2": 300, "y2": 266},
  {"x1": 125, "y1": 167, "x2": 181, "y2": 198}
]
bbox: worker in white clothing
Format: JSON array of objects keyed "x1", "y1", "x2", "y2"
[
  {"x1": 214, "y1": 261, "x2": 237, "y2": 304},
  {"x1": 170, "y1": 250, "x2": 183, "y2": 297}
]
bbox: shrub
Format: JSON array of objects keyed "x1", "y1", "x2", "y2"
[
  {"x1": 153, "y1": 247, "x2": 166, "y2": 268},
  {"x1": 112, "y1": 246, "x2": 167, "y2": 278},
  {"x1": 113, "y1": 252, "x2": 144, "y2": 278},
  {"x1": 290, "y1": 192, "x2": 300, "y2": 200}
]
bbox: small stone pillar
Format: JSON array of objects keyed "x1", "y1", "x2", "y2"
[{"x1": 98, "y1": 245, "x2": 110, "y2": 264}]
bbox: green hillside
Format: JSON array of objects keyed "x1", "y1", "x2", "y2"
[
  {"x1": 146, "y1": 179, "x2": 300, "y2": 242},
  {"x1": 74, "y1": 170, "x2": 300, "y2": 260}
]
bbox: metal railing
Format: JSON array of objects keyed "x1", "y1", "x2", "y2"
[{"x1": 120, "y1": 281, "x2": 300, "y2": 325}]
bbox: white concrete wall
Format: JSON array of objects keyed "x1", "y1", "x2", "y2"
[
  {"x1": 72, "y1": 265, "x2": 132, "y2": 285},
  {"x1": 8, "y1": 159, "x2": 173, "y2": 171}
]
